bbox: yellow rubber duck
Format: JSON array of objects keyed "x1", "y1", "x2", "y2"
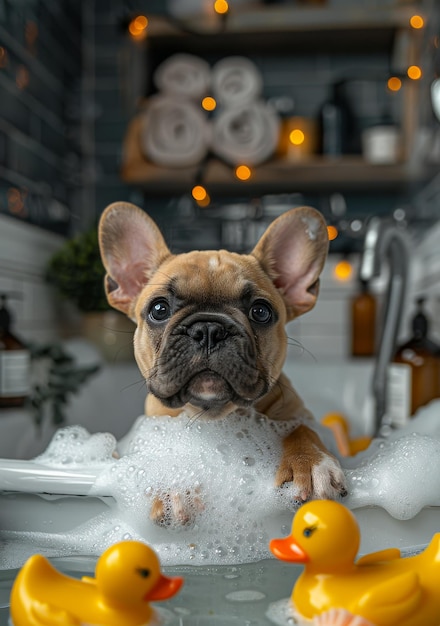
[
  {"x1": 10, "y1": 540, "x2": 183, "y2": 626},
  {"x1": 269, "y1": 499, "x2": 440, "y2": 626},
  {"x1": 321, "y1": 413, "x2": 371, "y2": 457}
]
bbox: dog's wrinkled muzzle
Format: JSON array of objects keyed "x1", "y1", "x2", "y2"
[{"x1": 147, "y1": 312, "x2": 266, "y2": 415}]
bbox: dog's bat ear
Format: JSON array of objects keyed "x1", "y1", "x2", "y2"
[
  {"x1": 98, "y1": 202, "x2": 171, "y2": 317},
  {"x1": 252, "y1": 206, "x2": 329, "y2": 319}
]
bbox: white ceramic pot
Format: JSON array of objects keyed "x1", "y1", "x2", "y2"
[{"x1": 362, "y1": 125, "x2": 402, "y2": 164}]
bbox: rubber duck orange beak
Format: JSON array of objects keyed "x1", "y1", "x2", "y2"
[
  {"x1": 269, "y1": 536, "x2": 309, "y2": 563},
  {"x1": 145, "y1": 574, "x2": 184, "y2": 602}
]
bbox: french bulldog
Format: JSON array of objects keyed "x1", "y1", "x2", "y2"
[{"x1": 98, "y1": 202, "x2": 346, "y2": 523}]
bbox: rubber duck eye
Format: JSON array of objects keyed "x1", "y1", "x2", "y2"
[
  {"x1": 136, "y1": 568, "x2": 151, "y2": 578},
  {"x1": 303, "y1": 526, "x2": 317, "y2": 538}
]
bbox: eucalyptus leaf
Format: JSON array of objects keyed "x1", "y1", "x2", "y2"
[{"x1": 26, "y1": 342, "x2": 100, "y2": 428}]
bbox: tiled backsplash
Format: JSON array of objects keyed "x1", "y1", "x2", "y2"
[{"x1": 0, "y1": 214, "x2": 65, "y2": 343}]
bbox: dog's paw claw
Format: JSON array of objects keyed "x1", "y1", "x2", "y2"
[
  {"x1": 277, "y1": 425, "x2": 347, "y2": 502},
  {"x1": 276, "y1": 452, "x2": 347, "y2": 502},
  {"x1": 311, "y1": 455, "x2": 347, "y2": 500}
]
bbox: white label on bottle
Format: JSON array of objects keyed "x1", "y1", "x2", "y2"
[
  {"x1": 0, "y1": 351, "x2": 31, "y2": 397},
  {"x1": 386, "y1": 363, "x2": 412, "y2": 428}
]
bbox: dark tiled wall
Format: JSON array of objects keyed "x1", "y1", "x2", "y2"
[{"x1": 0, "y1": 0, "x2": 81, "y2": 234}]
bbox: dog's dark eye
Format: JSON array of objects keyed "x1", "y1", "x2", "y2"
[
  {"x1": 149, "y1": 299, "x2": 171, "y2": 322},
  {"x1": 249, "y1": 301, "x2": 272, "y2": 324}
]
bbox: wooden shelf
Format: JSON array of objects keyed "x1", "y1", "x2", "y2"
[
  {"x1": 120, "y1": 115, "x2": 434, "y2": 196},
  {"x1": 204, "y1": 157, "x2": 433, "y2": 194},
  {"x1": 121, "y1": 158, "x2": 434, "y2": 196}
]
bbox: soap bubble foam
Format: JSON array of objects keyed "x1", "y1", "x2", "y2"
[
  {"x1": 34, "y1": 426, "x2": 117, "y2": 467},
  {"x1": 345, "y1": 432, "x2": 440, "y2": 519},
  {"x1": 88, "y1": 411, "x2": 307, "y2": 565},
  {"x1": 5, "y1": 412, "x2": 329, "y2": 567},
  {"x1": 5, "y1": 401, "x2": 440, "y2": 568},
  {"x1": 265, "y1": 598, "x2": 297, "y2": 626}
]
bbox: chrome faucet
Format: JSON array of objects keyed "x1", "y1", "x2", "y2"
[{"x1": 359, "y1": 217, "x2": 410, "y2": 436}]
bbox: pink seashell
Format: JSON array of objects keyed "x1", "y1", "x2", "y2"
[{"x1": 313, "y1": 608, "x2": 376, "y2": 626}]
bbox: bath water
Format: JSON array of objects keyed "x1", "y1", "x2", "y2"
[
  {"x1": 0, "y1": 556, "x2": 302, "y2": 626},
  {"x1": 0, "y1": 546, "x2": 425, "y2": 626}
]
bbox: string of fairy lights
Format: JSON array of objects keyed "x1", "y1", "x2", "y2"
[{"x1": 124, "y1": 2, "x2": 428, "y2": 271}]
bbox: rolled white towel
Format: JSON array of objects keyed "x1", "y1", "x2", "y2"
[
  {"x1": 140, "y1": 95, "x2": 211, "y2": 168},
  {"x1": 212, "y1": 101, "x2": 280, "y2": 166},
  {"x1": 154, "y1": 53, "x2": 211, "y2": 101},
  {"x1": 212, "y1": 56, "x2": 263, "y2": 108}
]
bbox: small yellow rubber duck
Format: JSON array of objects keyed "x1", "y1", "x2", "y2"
[
  {"x1": 10, "y1": 540, "x2": 183, "y2": 626},
  {"x1": 269, "y1": 499, "x2": 440, "y2": 626},
  {"x1": 321, "y1": 413, "x2": 371, "y2": 457}
]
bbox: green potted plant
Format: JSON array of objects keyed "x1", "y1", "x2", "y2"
[{"x1": 46, "y1": 227, "x2": 135, "y2": 362}]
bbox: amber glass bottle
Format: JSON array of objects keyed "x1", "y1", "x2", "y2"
[
  {"x1": 350, "y1": 279, "x2": 377, "y2": 357},
  {"x1": 0, "y1": 294, "x2": 31, "y2": 408},
  {"x1": 388, "y1": 297, "x2": 440, "y2": 427}
]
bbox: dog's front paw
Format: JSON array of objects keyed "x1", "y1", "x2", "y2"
[
  {"x1": 276, "y1": 424, "x2": 347, "y2": 501},
  {"x1": 310, "y1": 452, "x2": 347, "y2": 500},
  {"x1": 150, "y1": 488, "x2": 205, "y2": 527}
]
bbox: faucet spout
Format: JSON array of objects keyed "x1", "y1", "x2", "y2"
[{"x1": 359, "y1": 218, "x2": 410, "y2": 436}]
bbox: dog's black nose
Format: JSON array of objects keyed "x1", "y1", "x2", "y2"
[{"x1": 187, "y1": 321, "x2": 227, "y2": 351}]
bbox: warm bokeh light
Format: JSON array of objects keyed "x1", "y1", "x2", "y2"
[
  {"x1": 410, "y1": 15, "x2": 424, "y2": 29},
  {"x1": 202, "y1": 96, "x2": 217, "y2": 112},
  {"x1": 282, "y1": 117, "x2": 318, "y2": 160},
  {"x1": 407, "y1": 65, "x2": 422, "y2": 80},
  {"x1": 25, "y1": 21, "x2": 38, "y2": 47},
  {"x1": 327, "y1": 225, "x2": 338, "y2": 241},
  {"x1": 333, "y1": 260, "x2": 353, "y2": 282},
  {"x1": 16, "y1": 65, "x2": 29, "y2": 90},
  {"x1": 289, "y1": 129, "x2": 305, "y2": 146},
  {"x1": 191, "y1": 185, "x2": 208, "y2": 201},
  {"x1": 7, "y1": 188, "x2": 26, "y2": 217},
  {"x1": 387, "y1": 76, "x2": 402, "y2": 92},
  {"x1": 128, "y1": 15, "x2": 148, "y2": 38},
  {"x1": 196, "y1": 192, "x2": 211, "y2": 207},
  {"x1": 134, "y1": 15, "x2": 148, "y2": 29},
  {"x1": 0, "y1": 47, "x2": 7, "y2": 68},
  {"x1": 214, "y1": 0, "x2": 229, "y2": 15},
  {"x1": 235, "y1": 165, "x2": 252, "y2": 181}
]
